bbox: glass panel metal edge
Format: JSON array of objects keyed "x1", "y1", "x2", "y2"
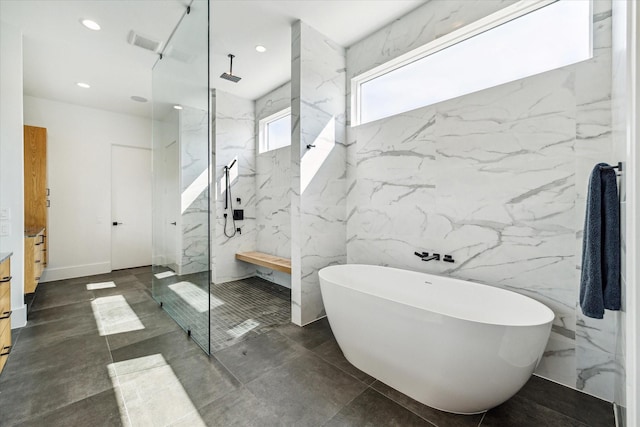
[{"x1": 151, "y1": 0, "x2": 211, "y2": 355}]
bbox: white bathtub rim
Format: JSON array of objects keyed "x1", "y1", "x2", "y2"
[{"x1": 319, "y1": 263, "x2": 555, "y2": 328}]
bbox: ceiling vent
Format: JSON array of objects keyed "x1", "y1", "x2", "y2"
[{"x1": 127, "y1": 30, "x2": 163, "y2": 53}]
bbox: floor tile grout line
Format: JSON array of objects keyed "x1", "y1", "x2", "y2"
[
  {"x1": 367, "y1": 385, "x2": 438, "y2": 427},
  {"x1": 308, "y1": 341, "x2": 377, "y2": 387},
  {"x1": 233, "y1": 327, "x2": 438, "y2": 424},
  {"x1": 320, "y1": 384, "x2": 371, "y2": 427},
  {"x1": 510, "y1": 393, "x2": 601, "y2": 427},
  {"x1": 477, "y1": 410, "x2": 486, "y2": 426},
  {"x1": 2, "y1": 285, "x2": 123, "y2": 426},
  {"x1": 212, "y1": 332, "x2": 309, "y2": 387},
  {"x1": 365, "y1": 381, "x2": 448, "y2": 427},
  {"x1": 104, "y1": 333, "x2": 134, "y2": 427}
]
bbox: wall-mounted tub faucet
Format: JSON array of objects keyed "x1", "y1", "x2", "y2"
[
  {"x1": 414, "y1": 251, "x2": 455, "y2": 263},
  {"x1": 421, "y1": 253, "x2": 440, "y2": 262},
  {"x1": 414, "y1": 251, "x2": 439, "y2": 262}
]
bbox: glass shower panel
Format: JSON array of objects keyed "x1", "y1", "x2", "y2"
[{"x1": 151, "y1": 0, "x2": 210, "y2": 354}]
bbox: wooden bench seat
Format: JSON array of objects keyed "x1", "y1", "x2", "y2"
[{"x1": 235, "y1": 251, "x2": 291, "y2": 274}]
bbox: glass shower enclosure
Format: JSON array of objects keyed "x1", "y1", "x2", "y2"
[{"x1": 151, "y1": 0, "x2": 211, "y2": 354}]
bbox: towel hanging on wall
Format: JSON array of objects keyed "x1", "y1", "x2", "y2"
[{"x1": 579, "y1": 163, "x2": 621, "y2": 319}]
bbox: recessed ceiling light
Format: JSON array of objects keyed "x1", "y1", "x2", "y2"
[
  {"x1": 76, "y1": 82, "x2": 91, "y2": 89},
  {"x1": 131, "y1": 96, "x2": 148, "y2": 103},
  {"x1": 173, "y1": 105, "x2": 183, "y2": 110},
  {"x1": 255, "y1": 45, "x2": 267, "y2": 53},
  {"x1": 80, "y1": 19, "x2": 101, "y2": 31}
]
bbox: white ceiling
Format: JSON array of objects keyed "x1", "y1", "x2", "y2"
[{"x1": 0, "y1": 0, "x2": 425, "y2": 118}]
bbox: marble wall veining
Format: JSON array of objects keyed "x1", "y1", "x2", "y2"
[
  {"x1": 212, "y1": 90, "x2": 257, "y2": 284},
  {"x1": 255, "y1": 82, "x2": 292, "y2": 288},
  {"x1": 178, "y1": 106, "x2": 210, "y2": 275},
  {"x1": 291, "y1": 21, "x2": 347, "y2": 325},
  {"x1": 345, "y1": 0, "x2": 619, "y2": 401}
]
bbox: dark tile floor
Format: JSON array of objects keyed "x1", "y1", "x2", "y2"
[{"x1": 0, "y1": 267, "x2": 615, "y2": 426}]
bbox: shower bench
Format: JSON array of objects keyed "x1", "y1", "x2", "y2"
[{"x1": 235, "y1": 251, "x2": 291, "y2": 274}]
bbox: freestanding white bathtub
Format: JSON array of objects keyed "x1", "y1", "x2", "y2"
[{"x1": 319, "y1": 264, "x2": 554, "y2": 414}]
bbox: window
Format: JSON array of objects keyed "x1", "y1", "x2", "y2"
[
  {"x1": 352, "y1": 0, "x2": 592, "y2": 125},
  {"x1": 259, "y1": 107, "x2": 291, "y2": 153}
]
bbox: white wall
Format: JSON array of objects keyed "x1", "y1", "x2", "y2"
[
  {"x1": 0, "y1": 21, "x2": 27, "y2": 328},
  {"x1": 23, "y1": 96, "x2": 151, "y2": 281}
]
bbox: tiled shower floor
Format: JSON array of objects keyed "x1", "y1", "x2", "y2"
[
  {"x1": 152, "y1": 270, "x2": 291, "y2": 352},
  {"x1": 0, "y1": 267, "x2": 616, "y2": 426},
  {"x1": 209, "y1": 277, "x2": 291, "y2": 352}
]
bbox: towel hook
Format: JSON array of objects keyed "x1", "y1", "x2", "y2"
[{"x1": 599, "y1": 162, "x2": 622, "y2": 172}]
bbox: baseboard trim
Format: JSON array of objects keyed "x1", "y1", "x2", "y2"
[
  {"x1": 40, "y1": 262, "x2": 111, "y2": 282},
  {"x1": 10, "y1": 304, "x2": 27, "y2": 329}
]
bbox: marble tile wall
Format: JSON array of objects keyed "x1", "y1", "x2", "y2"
[
  {"x1": 178, "y1": 106, "x2": 210, "y2": 275},
  {"x1": 346, "y1": 0, "x2": 619, "y2": 401},
  {"x1": 212, "y1": 90, "x2": 257, "y2": 283},
  {"x1": 291, "y1": 21, "x2": 347, "y2": 325},
  {"x1": 255, "y1": 82, "x2": 292, "y2": 288}
]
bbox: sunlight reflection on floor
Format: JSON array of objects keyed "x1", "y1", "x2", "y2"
[
  {"x1": 108, "y1": 354, "x2": 206, "y2": 427},
  {"x1": 91, "y1": 295, "x2": 145, "y2": 336}
]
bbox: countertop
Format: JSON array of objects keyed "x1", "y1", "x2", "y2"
[
  {"x1": 0, "y1": 252, "x2": 12, "y2": 264},
  {"x1": 25, "y1": 227, "x2": 45, "y2": 238}
]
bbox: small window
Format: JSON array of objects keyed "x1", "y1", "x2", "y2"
[
  {"x1": 259, "y1": 107, "x2": 291, "y2": 153},
  {"x1": 353, "y1": 0, "x2": 592, "y2": 125}
]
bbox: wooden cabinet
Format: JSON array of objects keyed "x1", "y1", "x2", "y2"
[
  {"x1": 0, "y1": 256, "x2": 12, "y2": 374},
  {"x1": 24, "y1": 229, "x2": 45, "y2": 294},
  {"x1": 24, "y1": 125, "x2": 47, "y2": 229},
  {"x1": 24, "y1": 125, "x2": 48, "y2": 293}
]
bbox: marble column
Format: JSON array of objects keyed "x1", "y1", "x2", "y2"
[{"x1": 291, "y1": 21, "x2": 347, "y2": 325}]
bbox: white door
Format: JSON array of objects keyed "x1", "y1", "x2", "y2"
[{"x1": 111, "y1": 145, "x2": 152, "y2": 270}]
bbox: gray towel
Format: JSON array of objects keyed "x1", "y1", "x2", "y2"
[{"x1": 580, "y1": 163, "x2": 621, "y2": 319}]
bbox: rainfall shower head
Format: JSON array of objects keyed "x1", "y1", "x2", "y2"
[{"x1": 220, "y1": 54, "x2": 241, "y2": 83}]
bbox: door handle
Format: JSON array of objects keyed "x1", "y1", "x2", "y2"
[
  {"x1": 170, "y1": 222, "x2": 176, "y2": 225},
  {"x1": 112, "y1": 222, "x2": 123, "y2": 226}
]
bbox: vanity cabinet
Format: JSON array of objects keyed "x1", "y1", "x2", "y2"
[
  {"x1": 0, "y1": 255, "x2": 12, "y2": 374},
  {"x1": 24, "y1": 229, "x2": 45, "y2": 294}
]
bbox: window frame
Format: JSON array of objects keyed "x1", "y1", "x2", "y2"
[
  {"x1": 258, "y1": 107, "x2": 292, "y2": 153},
  {"x1": 350, "y1": 0, "x2": 593, "y2": 126}
]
